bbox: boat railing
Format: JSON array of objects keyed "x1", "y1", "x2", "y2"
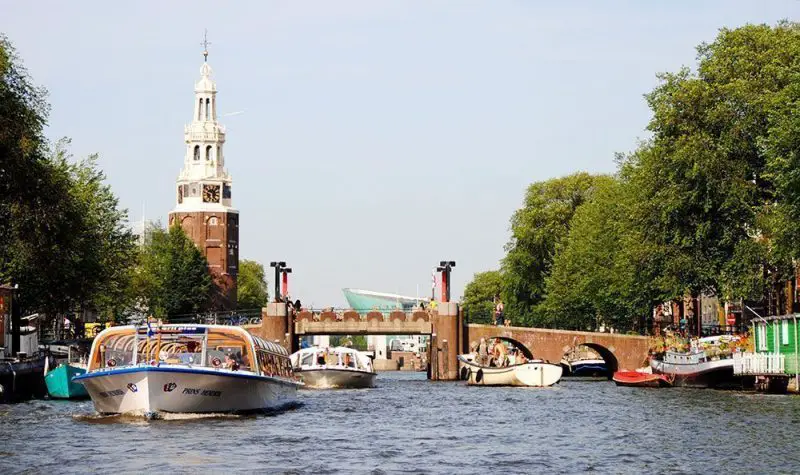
[{"x1": 733, "y1": 352, "x2": 785, "y2": 375}]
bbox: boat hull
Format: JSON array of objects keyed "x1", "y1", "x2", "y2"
[
  {"x1": 45, "y1": 363, "x2": 88, "y2": 399},
  {"x1": 0, "y1": 356, "x2": 47, "y2": 403},
  {"x1": 459, "y1": 359, "x2": 562, "y2": 387},
  {"x1": 650, "y1": 358, "x2": 742, "y2": 389},
  {"x1": 613, "y1": 371, "x2": 672, "y2": 388},
  {"x1": 568, "y1": 359, "x2": 608, "y2": 377},
  {"x1": 75, "y1": 366, "x2": 299, "y2": 415},
  {"x1": 297, "y1": 368, "x2": 377, "y2": 389}
]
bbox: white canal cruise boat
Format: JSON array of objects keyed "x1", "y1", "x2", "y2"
[
  {"x1": 290, "y1": 346, "x2": 377, "y2": 389},
  {"x1": 74, "y1": 324, "x2": 301, "y2": 416}
]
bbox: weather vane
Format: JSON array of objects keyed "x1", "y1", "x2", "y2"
[{"x1": 201, "y1": 29, "x2": 211, "y2": 62}]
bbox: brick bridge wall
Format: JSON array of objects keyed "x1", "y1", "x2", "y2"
[{"x1": 466, "y1": 324, "x2": 653, "y2": 372}]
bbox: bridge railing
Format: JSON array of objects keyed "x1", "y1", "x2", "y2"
[{"x1": 290, "y1": 308, "x2": 434, "y2": 323}]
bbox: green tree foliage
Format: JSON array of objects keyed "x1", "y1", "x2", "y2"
[
  {"x1": 501, "y1": 172, "x2": 605, "y2": 326},
  {"x1": 133, "y1": 224, "x2": 212, "y2": 319},
  {"x1": 237, "y1": 259, "x2": 269, "y2": 310},
  {"x1": 1, "y1": 37, "x2": 136, "y2": 319},
  {"x1": 542, "y1": 176, "x2": 658, "y2": 332},
  {"x1": 623, "y1": 22, "x2": 800, "y2": 303},
  {"x1": 462, "y1": 270, "x2": 503, "y2": 324}
]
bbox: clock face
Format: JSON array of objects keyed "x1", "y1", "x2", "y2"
[{"x1": 202, "y1": 184, "x2": 221, "y2": 203}]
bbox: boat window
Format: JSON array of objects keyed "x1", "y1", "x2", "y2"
[{"x1": 300, "y1": 352, "x2": 314, "y2": 367}]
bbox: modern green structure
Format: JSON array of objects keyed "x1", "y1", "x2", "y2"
[
  {"x1": 342, "y1": 288, "x2": 427, "y2": 314},
  {"x1": 734, "y1": 314, "x2": 800, "y2": 392}
]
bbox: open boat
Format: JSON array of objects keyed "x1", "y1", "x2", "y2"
[
  {"x1": 613, "y1": 370, "x2": 672, "y2": 388},
  {"x1": 44, "y1": 340, "x2": 91, "y2": 399},
  {"x1": 290, "y1": 346, "x2": 376, "y2": 389},
  {"x1": 457, "y1": 337, "x2": 562, "y2": 387},
  {"x1": 74, "y1": 323, "x2": 301, "y2": 416}
]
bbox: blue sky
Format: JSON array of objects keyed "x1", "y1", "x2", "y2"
[{"x1": 3, "y1": 1, "x2": 798, "y2": 307}]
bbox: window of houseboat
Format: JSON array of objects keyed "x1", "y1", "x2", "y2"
[{"x1": 782, "y1": 320, "x2": 789, "y2": 345}]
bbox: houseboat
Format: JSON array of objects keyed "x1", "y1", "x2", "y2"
[
  {"x1": 733, "y1": 314, "x2": 799, "y2": 393},
  {"x1": 650, "y1": 334, "x2": 744, "y2": 389},
  {"x1": 74, "y1": 323, "x2": 301, "y2": 416},
  {"x1": 457, "y1": 337, "x2": 562, "y2": 387},
  {"x1": 290, "y1": 346, "x2": 376, "y2": 389}
]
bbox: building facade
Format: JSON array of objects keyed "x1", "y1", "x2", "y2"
[{"x1": 168, "y1": 52, "x2": 239, "y2": 310}]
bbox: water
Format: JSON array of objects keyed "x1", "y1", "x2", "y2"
[{"x1": 1, "y1": 372, "x2": 799, "y2": 474}]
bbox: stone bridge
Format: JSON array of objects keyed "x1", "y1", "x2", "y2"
[
  {"x1": 465, "y1": 324, "x2": 653, "y2": 374},
  {"x1": 246, "y1": 303, "x2": 653, "y2": 379}
]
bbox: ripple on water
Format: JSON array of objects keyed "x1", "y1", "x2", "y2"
[{"x1": 1, "y1": 374, "x2": 800, "y2": 473}]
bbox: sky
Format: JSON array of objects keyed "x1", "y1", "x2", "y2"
[{"x1": 2, "y1": 1, "x2": 798, "y2": 308}]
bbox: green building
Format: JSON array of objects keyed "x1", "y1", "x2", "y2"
[{"x1": 735, "y1": 315, "x2": 800, "y2": 392}]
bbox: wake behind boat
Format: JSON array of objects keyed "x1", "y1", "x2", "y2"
[
  {"x1": 74, "y1": 323, "x2": 301, "y2": 416},
  {"x1": 290, "y1": 346, "x2": 376, "y2": 389},
  {"x1": 458, "y1": 337, "x2": 562, "y2": 387}
]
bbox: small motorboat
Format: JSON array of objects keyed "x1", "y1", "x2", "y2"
[
  {"x1": 457, "y1": 337, "x2": 562, "y2": 387},
  {"x1": 613, "y1": 370, "x2": 673, "y2": 388},
  {"x1": 44, "y1": 340, "x2": 91, "y2": 399},
  {"x1": 290, "y1": 346, "x2": 376, "y2": 389},
  {"x1": 74, "y1": 323, "x2": 301, "y2": 416}
]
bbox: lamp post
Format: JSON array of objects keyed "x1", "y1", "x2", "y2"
[
  {"x1": 269, "y1": 261, "x2": 286, "y2": 303},
  {"x1": 436, "y1": 261, "x2": 456, "y2": 303},
  {"x1": 281, "y1": 268, "x2": 292, "y2": 301}
]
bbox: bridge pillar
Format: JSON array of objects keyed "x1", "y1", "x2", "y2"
[
  {"x1": 434, "y1": 301, "x2": 460, "y2": 380},
  {"x1": 260, "y1": 303, "x2": 293, "y2": 351}
]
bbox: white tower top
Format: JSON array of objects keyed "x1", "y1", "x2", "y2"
[{"x1": 172, "y1": 32, "x2": 236, "y2": 214}]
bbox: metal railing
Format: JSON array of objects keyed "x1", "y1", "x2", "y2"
[{"x1": 733, "y1": 352, "x2": 785, "y2": 375}]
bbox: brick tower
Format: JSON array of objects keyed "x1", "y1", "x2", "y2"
[{"x1": 168, "y1": 41, "x2": 239, "y2": 309}]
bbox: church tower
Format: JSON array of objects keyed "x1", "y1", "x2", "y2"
[{"x1": 169, "y1": 36, "x2": 239, "y2": 310}]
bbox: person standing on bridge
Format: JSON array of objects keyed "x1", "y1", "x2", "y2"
[{"x1": 494, "y1": 297, "x2": 504, "y2": 326}]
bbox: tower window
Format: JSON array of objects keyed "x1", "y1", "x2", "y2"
[
  {"x1": 198, "y1": 98, "x2": 203, "y2": 121},
  {"x1": 193, "y1": 145, "x2": 200, "y2": 161},
  {"x1": 206, "y1": 145, "x2": 212, "y2": 161},
  {"x1": 209, "y1": 217, "x2": 219, "y2": 226},
  {"x1": 205, "y1": 98, "x2": 211, "y2": 120}
]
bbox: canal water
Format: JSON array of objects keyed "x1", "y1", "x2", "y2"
[{"x1": 1, "y1": 372, "x2": 799, "y2": 474}]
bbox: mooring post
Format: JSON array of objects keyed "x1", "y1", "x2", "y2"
[{"x1": 442, "y1": 339, "x2": 449, "y2": 379}]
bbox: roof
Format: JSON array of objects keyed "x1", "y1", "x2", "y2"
[{"x1": 754, "y1": 314, "x2": 800, "y2": 322}]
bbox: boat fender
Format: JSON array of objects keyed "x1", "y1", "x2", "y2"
[
  {"x1": 460, "y1": 366, "x2": 469, "y2": 380},
  {"x1": 211, "y1": 357, "x2": 221, "y2": 368},
  {"x1": 107, "y1": 359, "x2": 117, "y2": 367},
  {"x1": 475, "y1": 369, "x2": 483, "y2": 383}
]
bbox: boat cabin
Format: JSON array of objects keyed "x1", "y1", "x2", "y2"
[
  {"x1": 291, "y1": 346, "x2": 374, "y2": 372},
  {"x1": 87, "y1": 324, "x2": 293, "y2": 378}
]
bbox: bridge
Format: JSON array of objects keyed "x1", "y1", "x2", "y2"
[{"x1": 245, "y1": 302, "x2": 652, "y2": 380}]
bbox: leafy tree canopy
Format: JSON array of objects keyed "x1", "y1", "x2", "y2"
[{"x1": 237, "y1": 259, "x2": 269, "y2": 310}]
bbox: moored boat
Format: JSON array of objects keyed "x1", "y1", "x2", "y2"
[
  {"x1": 74, "y1": 323, "x2": 301, "y2": 416},
  {"x1": 649, "y1": 334, "x2": 744, "y2": 389},
  {"x1": 613, "y1": 370, "x2": 672, "y2": 388},
  {"x1": 290, "y1": 346, "x2": 376, "y2": 389},
  {"x1": 44, "y1": 340, "x2": 91, "y2": 399},
  {"x1": 458, "y1": 337, "x2": 562, "y2": 387}
]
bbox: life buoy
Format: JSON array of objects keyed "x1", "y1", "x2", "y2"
[
  {"x1": 475, "y1": 369, "x2": 484, "y2": 383},
  {"x1": 211, "y1": 357, "x2": 221, "y2": 368},
  {"x1": 460, "y1": 366, "x2": 469, "y2": 380},
  {"x1": 107, "y1": 359, "x2": 117, "y2": 367}
]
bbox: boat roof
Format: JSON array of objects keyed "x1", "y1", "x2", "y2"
[
  {"x1": 291, "y1": 346, "x2": 363, "y2": 357},
  {"x1": 95, "y1": 324, "x2": 289, "y2": 356},
  {"x1": 755, "y1": 314, "x2": 800, "y2": 322}
]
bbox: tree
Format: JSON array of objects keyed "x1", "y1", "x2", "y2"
[
  {"x1": 501, "y1": 172, "x2": 606, "y2": 326},
  {"x1": 462, "y1": 270, "x2": 503, "y2": 324},
  {"x1": 623, "y1": 22, "x2": 800, "y2": 304},
  {"x1": 542, "y1": 176, "x2": 658, "y2": 332},
  {"x1": 133, "y1": 224, "x2": 212, "y2": 319},
  {"x1": 237, "y1": 259, "x2": 269, "y2": 310}
]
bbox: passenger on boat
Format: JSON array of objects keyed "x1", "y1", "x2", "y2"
[
  {"x1": 477, "y1": 338, "x2": 488, "y2": 365},
  {"x1": 317, "y1": 352, "x2": 326, "y2": 365},
  {"x1": 492, "y1": 338, "x2": 508, "y2": 367},
  {"x1": 507, "y1": 349, "x2": 516, "y2": 366},
  {"x1": 344, "y1": 354, "x2": 355, "y2": 368},
  {"x1": 223, "y1": 353, "x2": 240, "y2": 371}
]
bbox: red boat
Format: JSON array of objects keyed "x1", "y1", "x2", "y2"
[{"x1": 613, "y1": 370, "x2": 673, "y2": 388}]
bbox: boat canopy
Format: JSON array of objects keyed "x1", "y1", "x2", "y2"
[
  {"x1": 87, "y1": 324, "x2": 293, "y2": 378},
  {"x1": 290, "y1": 346, "x2": 373, "y2": 371}
]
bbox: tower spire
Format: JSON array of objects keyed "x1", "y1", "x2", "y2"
[{"x1": 201, "y1": 29, "x2": 211, "y2": 62}]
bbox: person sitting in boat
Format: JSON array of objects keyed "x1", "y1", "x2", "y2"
[
  {"x1": 507, "y1": 348, "x2": 517, "y2": 366},
  {"x1": 317, "y1": 352, "x2": 326, "y2": 366},
  {"x1": 477, "y1": 338, "x2": 488, "y2": 365},
  {"x1": 492, "y1": 338, "x2": 508, "y2": 367},
  {"x1": 223, "y1": 353, "x2": 240, "y2": 371},
  {"x1": 344, "y1": 354, "x2": 356, "y2": 368}
]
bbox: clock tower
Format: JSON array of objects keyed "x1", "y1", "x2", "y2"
[{"x1": 168, "y1": 39, "x2": 239, "y2": 310}]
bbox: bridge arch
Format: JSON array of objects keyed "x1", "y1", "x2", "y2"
[{"x1": 562, "y1": 342, "x2": 618, "y2": 378}]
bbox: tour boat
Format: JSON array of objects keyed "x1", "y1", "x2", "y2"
[
  {"x1": 649, "y1": 335, "x2": 743, "y2": 389},
  {"x1": 457, "y1": 337, "x2": 562, "y2": 387},
  {"x1": 290, "y1": 346, "x2": 377, "y2": 389},
  {"x1": 612, "y1": 369, "x2": 672, "y2": 388},
  {"x1": 74, "y1": 324, "x2": 301, "y2": 416}
]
